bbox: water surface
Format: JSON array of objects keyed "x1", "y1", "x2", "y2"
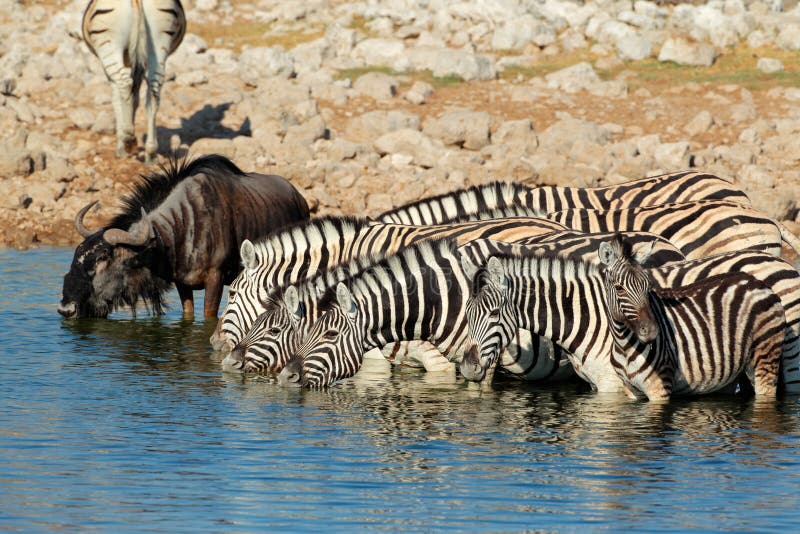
[{"x1": 1, "y1": 247, "x2": 799, "y2": 531}]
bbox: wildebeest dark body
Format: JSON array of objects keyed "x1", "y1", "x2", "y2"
[{"x1": 58, "y1": 154, "x2": 310, "y2": 318}]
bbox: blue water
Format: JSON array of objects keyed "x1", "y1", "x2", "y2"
[{"x1": 1, "y1": 247, "x2": 799, "y2": 531}]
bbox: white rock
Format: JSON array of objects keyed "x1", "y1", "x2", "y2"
[
  {"x1": 776, "y1": 24, "x2": 800, "y2": 50},
  {"x1": 538, "y1": 117, "x2": 611, "y2": 154},
  {"x1": 68, "y1": 108, "x2": 94, "y2": 130},
  {"x1": 345, "y1": 110, "x2": 421, "y2": 145},
  {"x1": 353, "y1": 72, "x2": 397, "y2": 101},
  {"x1": 431, "y1": 49, "x2": 496, "y2": 81},
  {"x1": 658, "y1": 37, "x2": 717, "y2": 67},
  {"x1": 373, "y1": 129, "x2": 442, "y2": 168},
  {"x1": 653, "y1": 141, "x2": 691, "y2": 169},
  {"x1": 195, "y1": 0, "x2": 218, "y2": 11},
  {"x1": 747, "y1": 29, "x2": 775, "y2": 48},
  {"x1": 616, "y1": 34, "x2": 653, "y2": 61},
  {"x1": 684, "y1": 110, "x2": 714, "y2": 136},
  {"x1": 757, "y1": 57, "x2": 784, "y2": 73},
  {"x1": 238, "y1": 47, "x2": 294, "y2": 85},
  {"x1": 739, "y1": 165, "x2": 775, "y2": 189},
  {"x1": 545, "y1": 62, "x2": 600, "y2": 93},
  {"x1": 403, "y1": 81, "x2": 434, "y2": 105},
  {"x1": 422, "y1": 110, "x2": 491, "y2": 150},
  {"x1": 352, "y1": 38, "x2": 405, "y2": 66}
]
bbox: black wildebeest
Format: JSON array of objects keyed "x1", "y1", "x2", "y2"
[{"x1": 58, "y1": 154, "x2": 310, "y2": 318}]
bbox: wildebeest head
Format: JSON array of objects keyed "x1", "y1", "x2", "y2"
[{"x1": 58, "y1": 201, "x2": 170, "y2": 318}]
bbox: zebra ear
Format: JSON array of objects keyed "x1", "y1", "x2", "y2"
[
  {"x1": 336, "y1": 283, "x2": 358, "y2": 317},
  {"x1": 241, "y1": 240, "x2": 257, "y2": 270},
  {"x1": 486, "y1": 256, "x2": 507, "y2": 290},
  {"x1": 599, "y1": 241, "x2": 618, "y2": 266},
  {"x1": 283, "y1": 285, "x2": 304, "y2": 319},
  {"x1": 632, "y1": 240, "x2": 656, "y2": 266},
  {"x1": 459, "y1": 253, "x2": 481, "y2": 284}
]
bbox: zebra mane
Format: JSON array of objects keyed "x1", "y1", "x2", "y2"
[
  {"x1": 377, "y1": 181, "x2": 531, "y2": 219},
  {"x1": 253, "y1": 214, "x2": 375, "y2": 254},
  {"x1": 492, "y1": 248, "x2": 600, "y2": 282},
  {"x1": 317, "y1": 238, "x2": 461, "y2": 311},
  {"x1": 110, "y1": 154, "x2": 244, "y2": 230},
  {"x1": 447, "y1": 204, "x2": 542, "y2": 223}
]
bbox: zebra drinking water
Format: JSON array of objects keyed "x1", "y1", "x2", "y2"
[
  {"x1": 213, "y1": 215, "x2": 569, "y2": 353},
  {"x1": 460, "y1": 236, "x2": 800, "y2": 395},
  {"x1": 232, "y1": 231, "x2": 685, "y2": 381},
  {"x1": 82, "y1": 0, "x2": 186, "y2": 163}
]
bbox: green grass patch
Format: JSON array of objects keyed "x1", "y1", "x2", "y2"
[
  {"x1": 334, "y1": 67, "x2": 465, "y2": 89},
  {"x1": 191, "y1": 21, "x2": 324, "y2": 52}
]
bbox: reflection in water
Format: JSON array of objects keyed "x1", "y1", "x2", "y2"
[{"x1": 2, "y1": 248, "x2": 800, "y2": 530}]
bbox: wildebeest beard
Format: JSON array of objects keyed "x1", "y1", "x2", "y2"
[{"x1": 60, "y1": 236, "x2": 172, "y2": 318}]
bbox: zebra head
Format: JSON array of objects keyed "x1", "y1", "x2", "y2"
[
  {"x1": 278, "y1": 283, "x2": 364, "y2": 388},
  {"x1": 215, "y1": 239, "x2": 269, "y2": 353},
  {"x1": 460, "y1": 255, "x2": 517, "y2": 382},
  {"x1": 599, "y1": 235, "x2": 659, "y2": 344},
  {"x1": 222, "y1": 285, "x2": 306, "y2": 373}
]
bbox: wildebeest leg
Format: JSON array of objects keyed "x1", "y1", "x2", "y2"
[
  {"x1": 203, "y1": 269, "x2": 224, "y2": 317},
  {"x1": 176, "y1": 282, "x2": 194, "y2": 316}
]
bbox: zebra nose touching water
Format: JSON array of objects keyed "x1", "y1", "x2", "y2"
[{"x1": 82, "y1": 0, "x2": 186, "y2": 163}]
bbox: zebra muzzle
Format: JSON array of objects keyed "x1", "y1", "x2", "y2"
[
  {"x1": 459, "y1": 344, "x2": 486, "y2": 382},
  {"x1": 278, "y1": 356, "x2": 304, "y2": 388}
]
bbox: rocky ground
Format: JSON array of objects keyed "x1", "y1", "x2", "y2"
[{"x1": 1, "y1": 0, "x2": 799, "y2": 255}]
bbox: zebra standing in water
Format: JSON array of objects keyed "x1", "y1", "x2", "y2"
[
  {"x1": 82, "y1": 0, "x2": 186, "y2": 163},
  {"x1": 599, "y1": 239, "x2": 785, "y2": 399},
  {"x1": 213, "y1": 215, "x2": 569, "y2": 353},
  {"x1": 378, "y1": 171, "x2": 752, "y2": 225},
  {"x1": 460, "y1": 236, "x2": 800, "y2": 394},
  {"x1": 234, "y1": 232, "x2": 683, "y2": 383}
]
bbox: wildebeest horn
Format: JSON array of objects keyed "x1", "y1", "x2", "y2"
[
  {"x1": 103, "y1": 208, "x2": 152, "y2": 246},
  {"x1": 75, "y1": 200, "x2": 99, "y2": 238}
]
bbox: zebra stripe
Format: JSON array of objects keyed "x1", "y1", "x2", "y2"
[
  {"x1": 601, "y1": 245, "x2": 784, "y2": 399},
  {"x1": 277, "y1": 239, "x2": 473, "y2": 388},
  {"x1": 82, "y1": 0, "x2": 185, "y2": 163},
  {"x1": 462, "y1": 238, "x2": 800, "y2": 394},
  {"x1": 378, "y1": 171, "x2": 751, "y2": 225},
  {"x1": 546, "y1": 200, "x2": 791, "y2": 258},
  {"x1": 215, "y1": 214, "x2": 569, "y2": 352}
]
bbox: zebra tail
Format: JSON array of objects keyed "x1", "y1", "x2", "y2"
[{"x1": 777, "y1": 221, "x2": 800, "y2": 257}]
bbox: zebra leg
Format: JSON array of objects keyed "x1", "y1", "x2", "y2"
[
  {"x1": 400, "y1": 341, "x2": 455, "y2": 373},
  {"x1": 106, "y1": 65, "x2": 137, "y2": 157},
  {"x1": 143, "y1": 38, "x2": 169, "y2": 164}
]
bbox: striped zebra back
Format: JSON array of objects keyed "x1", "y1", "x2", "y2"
[
  {"x1": 533, "y1": 170, "x2": 750, "y2": 212},
  {"x1": 216, "y1": 214, "x2": 569, "y2": 352},
  {"x1": 377, "y1": 171, "x2": 750, "y2": 225},
  {"x1": 377, "y1": 182, "x2": 531, "y2": 225},
  {"x1": 546, "y1": 200, "x2": 782, "y2": 259},
  {"x1": 610, "y1": 271, "x2": 784, "y2": 399}
]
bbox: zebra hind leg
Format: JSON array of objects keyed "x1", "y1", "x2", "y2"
[
  {"x1": 143, "y1": 66, "x2": 165, "y2": 164},
  {"x1": 108, "y1": 71, "x2": 137, "y2": 158}
]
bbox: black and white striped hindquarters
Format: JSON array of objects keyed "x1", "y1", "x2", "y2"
[
  {"x1": 650, "y1": 250, "x2": 800, "y2": 394},
  {"x1": 377, "y1": 182, "x2": 532, "y2": 225},
  {"x1": 547, "y1": 200, "x2": 782, "y2": 259},
  {"x1": 611, "y1": 273, "x2": 785, "y2": 400}
]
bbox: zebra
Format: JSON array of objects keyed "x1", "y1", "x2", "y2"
[
  {"x1": 212, "y1": 214, "x2": 570, "y2": 353},
  {"x1": 377, "y1": 171, "x2": 752, "y2": 225},
  {"x1": 272, "y1": 231, "x2": 687, "y2": 389},
  {"x1": 459, "y1": 236, "x2": 800, "y2": 394},
  {"x1": 232, "y1": 231, "x2": 686, "y2": 381},
  {"x1": 545, "y1": 200, "x2": 800, "y2": 259},
  {"x1": 82, "y1": 0, "x2": 186, "y2": 163},
  {"x1": 599, "y1": 238, "x2": 785, "y2": 399}
]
